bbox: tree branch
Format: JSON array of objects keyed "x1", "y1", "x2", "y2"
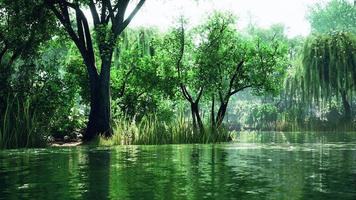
[
  {"x1": 207, "y1": 19, "x2": 228, "y2": 49},
  {"x1": 46, "y1": 0, "x2": 97, "y2": 76},
  {"x1": 229, "y1": 85, "x2": 253, "y2": 96},
  {"x1": 218, "y1": 91, "x2": 224, "y2": 103},
  {"x1": 180, "y1": 84, "x2": 193, "y2": 102},
  {"x1": 177, "y1": 19, "x2": 185, "y2": 80},
  {"x1": 76, "y1": 9, "x2": 85, "y2": 49},
  {"x1": 89, "y1": 0, "x2": 100, "y2": 26},
  {"x1": 114, "y1": 0, "x2": 145, "y2": 37},
  {"x1": 100, "y1": 0, "x2": 108, "y2": 23},
  {"x1": 119, "y1": 65, "x2": 136, "y2": 97},
  {"x1": 0, "y1": 44, "x2": 8, "y2": 63},
  {"x1": 228, "y1": 60, "x2": 244, "y2": 94},
  {"x1": 47, "y1": 3, "x2": 81, "y2": 52},
  {"x1": 105, "y1": 0, "x2": 115, "y2": 24},
  {"x1": 196, "y1": 87, "x2": 204, "y2": 102}
]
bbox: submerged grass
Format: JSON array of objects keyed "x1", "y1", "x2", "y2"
[
  {"x1": 99, "y1": 114, "x2": 232, "y2": 146},
  {"x1": 0, "y1": 96, "x2": 46, "y2": 149}
]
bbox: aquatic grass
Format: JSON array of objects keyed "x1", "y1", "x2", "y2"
[
  {"x1": 0, "y1": 96, "x2": 47, "y2": 149},
  {"x1": 99, "y1": 113, "x2": 232, "y2": 146}
]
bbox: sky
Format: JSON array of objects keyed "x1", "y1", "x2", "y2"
[{"x1": 125, "y1": 0, "x2": 333, "y2": 38}]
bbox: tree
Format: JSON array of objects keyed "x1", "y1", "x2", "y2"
[
  {"x1": 111, "y1": 27, "x2": 176, "y2": 119},
  {"x1": 160, "y1": 18, "x2": 205, "y2": 135},
  {"x1": 280, "y1": 0, "x2": 356, "y2": 129},
  {"x1": 0, "y1": 34, "x2": 82, "y2": 148},
  {"x1": 0, "y1": 0, "x2": 56, "y2": 98},
  {"x1": 307, "y1": 0, "x2": 356, "y2": 34},
  {"x1": 0, "y1": 0, "x2": 56, "y2": 66},
  {"x1": 302, "y1": 31, "x2": 356, "y2": 121},
  {"x1": 44, "y1": 0, "x2": 145, "y2": 140},
  {"x1": 196, "y1": 13, "x2": 288, "y2": 129},
  {"x1": 159, "y1": 13, "x2": 288, "y2": 136}
]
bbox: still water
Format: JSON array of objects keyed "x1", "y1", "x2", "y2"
[{"x1": 0, "y1": 132, "x2": 355, "y2": 200}]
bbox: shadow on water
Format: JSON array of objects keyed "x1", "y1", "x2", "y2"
[{"x1": 0, "y1": 132, "x2": 355, "y2": 200}]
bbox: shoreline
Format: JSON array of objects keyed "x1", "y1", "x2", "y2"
[{"x1": 51, "y1": 141, "x2": 82, "y2": 147}]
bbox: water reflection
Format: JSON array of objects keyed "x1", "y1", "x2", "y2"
[
  {"x1": 0, "y1": 132, "x2": 355, "y2": 200},
  {"x1": 234, "y1": 131, "x2": 356, "y2": 144},
  {"x1": 83, "y1": 149, "x2": 110, "y2": 199},
  {"x1": 0, "y1": 148, "x2": 87, "y2": 199}
]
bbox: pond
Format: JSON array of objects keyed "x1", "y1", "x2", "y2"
[{"x1": 0, "y1": 132, "x2": 355, "y2": 200}]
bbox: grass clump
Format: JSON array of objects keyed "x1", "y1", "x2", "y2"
[
  {"x1": 0, "y1": 96, "x2": 47, "y2": 149},
  {"x1": 99, "y1": 114, "x2": 232, "y2": 146}
]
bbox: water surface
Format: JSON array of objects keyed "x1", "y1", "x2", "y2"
[{"x1": 0, "y1": 132, "x2": 355, "y2": 200}]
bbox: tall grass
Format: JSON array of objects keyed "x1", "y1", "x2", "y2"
[
  {"x1": 0, "y1": 96, "x2": 46, "y2": 149},
  {"x1": 99, "y1": 113, "x2": 232, "y2": 146}
]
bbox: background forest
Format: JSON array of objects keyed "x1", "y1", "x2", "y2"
[{"x1": 0, "y1": 0, "x2": 355, "y2": 149}]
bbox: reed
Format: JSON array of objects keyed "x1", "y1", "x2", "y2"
[
  {"x1": 99, "y1": 113, "x2": 231, "y2": 146},
  {"x1": 0, "y1": 96, "x2": 47, "y2": 149}
]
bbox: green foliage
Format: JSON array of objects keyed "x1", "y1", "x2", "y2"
[
  {"x1": 280, "y1": 2, "x2": 356, "y2": 128},
  {"x1": 157, "y1": 18, "x2": 203, "y2": 95},
  {"x1": 0, "y1": 0, "x2": 57, "y2": 61},
  {"x1": 111, "y1": 27, "x2": 177, "y2": 119},
  {"x1": 195, "y1": 12, "x2": 288, "y2": 98},
  {"x1": 247, "y1": 104, "x2": 278, "y2": 130},
  {"x1": 27, "y1": 39, "x2": 84, "y2": 138},
  {"x1": 302, "y1": 31, "x2": 356, "y2": 104},
  {"x1": 2, "y1": 0, "x2": 354, "y2": 148},
  {"x1": 307, "y1": 0, "x2": 356, "y2": 34},
  {"x1": 66, "y1": 44, "x2": 90, "y2": 104},
  {"x1": 0, "y1": 36, "x2": 85, "y2": 147},
  {"x1": 99, "y1": 113, "x2": 231, "y2": 145},
  {"x1": 0, "y1": 96, "x2": 47, "y2": 149}
]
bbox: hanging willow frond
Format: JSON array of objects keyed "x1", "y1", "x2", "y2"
[{"x1": 301, "y1": 31, "x2": 356, "y2": 105}]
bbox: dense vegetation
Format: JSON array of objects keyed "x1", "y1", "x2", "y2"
[{"x1": 0, "y1": 0, "x2": 355, "y2": 149}]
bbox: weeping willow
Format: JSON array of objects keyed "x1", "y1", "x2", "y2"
[
  {"x1": 116, "y1": 28, "x2": 157, "y2": 59},
  {"x1": 284, "y1": 57, "x2": 304, "y2": 106},
  {"x1": 301, "y1": 31, "x2": 356, "y2": 119},
  {"x1": 111, "y1": 27, "x2": 157, "y2": 83},
  {"x1": 111, "y1": 28, "x2": 157, "y2": 90},
  {"x1": 282, "y1": 55, "x2": 309, "y2": 127},
  {"x1": 110, "y1": 28, "x2": 160, "y2": 118}
]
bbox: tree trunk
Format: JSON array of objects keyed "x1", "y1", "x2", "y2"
[
  {"x1": 84, "y1": 60, "x2": 112, "y2": 141},
  {"x1": 340, "y1": 90, "x2": 351, "y2": 122},
  {"x1": 191, "y1": 102, "x2": 204, "y2": 135},
  {"x1": 191, "y1": 103, "x2": 198, "y2": 134},
  {"x1": 84, "y1": 78, "x2": 111, "y2": 140},
  {"x1": 216, "y1": 101, "x2": 228, "y2": 128},
  {"x1": 211, "y1": 94, "x2": 216, "y2": 131},
  {"x1": 196, "y1": 111, "x2": 204, "y2": 135}
]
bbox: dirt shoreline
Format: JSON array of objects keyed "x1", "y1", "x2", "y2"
[{"x1": 51, "y1": 141, "x2": 82, "y2": 147}]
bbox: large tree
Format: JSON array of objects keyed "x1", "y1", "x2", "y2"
[
  {"x1": 160, "y1": 13, "x2": 288, "y2": 136},
  {"x1": 196, "y1": 13, "x2": 288, "y2": 129},
  {"x1": 302, "y1": 32, "x2": 356, "y2": 121},
  {"x1": 44, "y1": 0, "x2": 145, "y2": 140},
  {"x1": 160, "y1": 18, "x2": 206, "y2": 135},
  {"x1": 291, "y1": 0, "x2": 356, "y2": 124},
  {"x1": 111, "y1": 27, "x2": 176, "y2": 119}
]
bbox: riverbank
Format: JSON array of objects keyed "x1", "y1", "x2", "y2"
[{"x1": 51, "y1": 141, "x2": 82, "y2": 147}]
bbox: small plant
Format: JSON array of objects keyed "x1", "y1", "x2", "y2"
[
  {"x1": 0, "y1": 96, "x2": 47, "y2": 149},
  {"x1": 98, "y1": 113, "x2": 232, "y2": 146}
]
